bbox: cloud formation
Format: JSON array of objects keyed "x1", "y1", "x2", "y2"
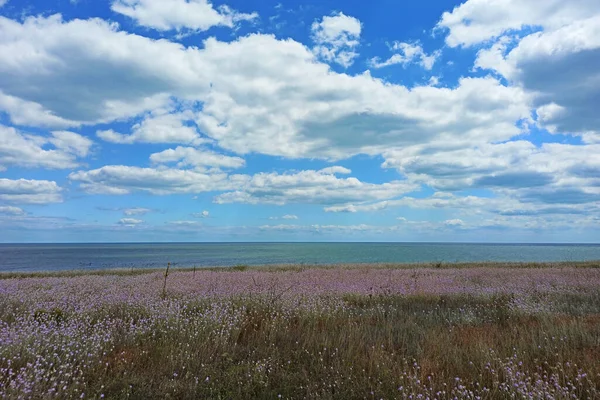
[
  {"x1": 0, "y1": 178, "x2": 62, "y2": 204},
  {"x1": 0, "y1": 1, "x2": 598, "y2": 241},
  {"x1": 0, "y1": 125, "x2": 92, "y2": 170},
  {"x1": 118, "y1": 218, "x2": 144, "y2": 226},
  {"x1": 311, "y1": 12, "x2": 362, "y2": 68},
  {"x1": 111, "y1": 0, "x2": 257, "y2": 32},
  {"x1": 370, "y1": 42, "x2": 440, "y2": 70}
]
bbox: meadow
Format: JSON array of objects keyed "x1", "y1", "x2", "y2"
[{"x1": 1, "y1": 262, "x2": 599, "y2": 399}]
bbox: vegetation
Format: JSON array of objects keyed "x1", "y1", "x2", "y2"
[
  {"x1": 1, "y1": 260, "x2": 599, "y2": 280},
  {"x1": 0, "y1": 265, "x2": 599, "y2": 398}
]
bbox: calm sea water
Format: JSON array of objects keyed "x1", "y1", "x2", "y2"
[{"x1": 0, "y1": 243, "x2": 599, "y2": 272}]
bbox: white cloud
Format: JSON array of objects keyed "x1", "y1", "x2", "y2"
[
  {"x1": 259, "y1": 223, "x2": 377, "y2": 233},
  {"x1": 325, "y1": 191, "x2": 600, "y2": 222},
  {"x1": 311, "y1": 12, "x2": 362, "y2": 68},
  {"x1": 444, "y1": 219, "x2": 465, "y2": 227},
  {"x1": 214, "y1": 169, "x2": 419, "y2": 206},
  {"x1": 318, "y1": 166, "x2": 351, "y2": 175},
  {"x1": 324, "y1": 193, "x2": 493, "y2": 213},
  {"x1": 97, "y1": 111, "x2": 207, "y2": 145},
  {"x1": 118, "y1": 218, "x2": 143, "y2": 226},
  {"x1": 441, "y1": 1, "x2": 600, "y2": 140},
  {"x1": 150, "y1": 146, "x2": 245, "y2": 170},
  {"x1": 370, "y1": 42, "x2": 441, "y2": 70},
  {"x1": 49, "y1": 130, "x2": 93, "y2": 157},
  {"x1": 478, "y1": 16, "x2": 600, "y2": 138},
  {"x1": 123, "y1": 207, "x2": 151, "y2": 216},
  {"x1": 0, "y1": 91, "x2": 78, "y2": 128},
  {"x1": 196, "y1": 63, "x2": 530, "y2": 159},
  {"x1": 0, "y1": 1, "x2": 7, "y2": 8},
  {"x1": 0, "y1": 15, "x2": 531, "y2": 162},
  {"x1": 70, "y1": 165, "x2": 418, "y2": 206},
  {"x1": 69, "y1": 165, "x2": 237, "y2": 195},
  {"x1": 111, "y1": 0, "x2": 257, "y2": 32},
  {"x1": 437, "y1": 0, "x2": 600, "y2": 47},
  {"x1": 0, "y1": 14, "x2": 203, "y2": 125},
  {"x1": 269, "y1": 214, "x2": 298, "y2": 220},
  {"x1": 382, "y1": 141, "x2": 539, "y2": 190},
  {"x1": 191, "y1": 210, "x2": 210, "y2": 218},
  {"x1": 382, "y1": 141, "x2": 600, "y2": 205},
  {"x1": 428, "y1": 76, "x2": 440, "y2": 86},
  {"x1": 0, "y1": 206, "x2": 24, "y2": 215},
  {"x1": 168, "y1": 220, "x2": 200, "y2": 226},
  {"x1": 0, "y1": 178, "x2": 62, "y2": 204},
  {"x1": 0, "y1": 125, "x2": 92, "y2": 170}
]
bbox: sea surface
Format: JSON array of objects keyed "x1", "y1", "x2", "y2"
[{"x1": 1, "y1": 242, "x2": 600, "y2": 272}]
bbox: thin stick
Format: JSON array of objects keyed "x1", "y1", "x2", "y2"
[{"x1": 162, "y1": 262, "x2": 170, "y2": 298}]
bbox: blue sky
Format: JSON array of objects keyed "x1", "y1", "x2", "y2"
[{"x1": 0, "y1": 0, "x2": 599, "y2": 242}]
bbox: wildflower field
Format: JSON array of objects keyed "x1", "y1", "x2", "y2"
[{"x1": 1, "y1": 263, "x2": 599, "y2": 399}]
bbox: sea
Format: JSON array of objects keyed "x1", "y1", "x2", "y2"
[{"x1": 0, "y1": 242, "x2": 599, "y2": 272}]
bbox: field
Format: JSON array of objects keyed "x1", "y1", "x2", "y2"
[{"x1": 1, "y1": 263, "x2": 599, "y2": 399}]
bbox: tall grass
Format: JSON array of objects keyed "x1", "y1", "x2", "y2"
[
  {"x1": 1, "y1": 260, "x2": 598, "y2": 280},
  {"x1": 0, "y1": 266, "x2": 599, "y2": 399}
]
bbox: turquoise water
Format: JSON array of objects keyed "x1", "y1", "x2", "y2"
[{"x1": 1, "y1": 243, "x2": 599, "y2": 272}]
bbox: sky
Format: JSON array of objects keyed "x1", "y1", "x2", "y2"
[{"x1": 0, "y1": 0, "x2": 599, "y2": 243}]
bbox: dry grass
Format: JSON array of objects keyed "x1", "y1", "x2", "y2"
[
  {"x1": 1, "y1": 260, "x2": 599, "y2": 280},
  {"x1": 0, "y1": 266, "x2": 599, "y2": 399}
]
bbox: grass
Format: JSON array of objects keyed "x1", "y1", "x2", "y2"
[
  {"x1": 0, "y1": 264, "x2": 599, "y2": 399},
  {"x1": 1, "y1": 260, "x2": 599, "y2": 280}
]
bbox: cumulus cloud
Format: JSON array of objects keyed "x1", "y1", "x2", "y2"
[
  {"x1": 0, "y1": 178, "x2": 62, "y2": 204},
  {"x1": 0, "y1": 15, "x2": 531, "y2": 161},
  {"x1": 118, "y1": 218, "x2": 143, "y2": 226},
  {"x1": 111, "y1": 0, "x2": 257, "y2": 32},
  {"x1": 378, "y1": 141, "x2": 600, "y2": 214},
  {"x1": 500, "y1": 17, "x2": 600, "y2": 137},
  {"x1": 324, "y1": 193, "x2": 492, "y2": 213},
  {"x1": 269, "y1": 214, "x2": 298, "y2": 220},
  {"x1": 69, "y1": 165, "x2": 237, "y2": 195},
  {"x1": 0, "y1": 206, "x2": 24, "y2": 215},
  {"x1": 0, "y1": 125, "x2": 93, "y2": 170},
  {"x1": 1, "y1": 3, "x2": 598, "y2": 235},
  {"x1": 69, "y1": 165, "x2": 418, "y2": 206},
  {"x1": 311, "y1": 12, "x2": 362, "y2": 68},
  {"x1": 437, "y1": 0, "x2": 600, "y2": 47},
  {"x1": 97, "y1": 111, "x2": 209, "y2": 145},
  {"x1": 123, "y1": 208, "x2": 151, "y2": 216},
  {"x1": 318, "y1": 166, "x2": 351, "y2": 175},
  {"x1": 259, "y1": 224, "x2": 377, "y2": 233},
  {"x1": 150, "y1": 146, "x2": 245, "y2": 170},
  {"x1": 191, "y1": 210, "x2": 210, "y2": 218},
  {"x1": 49, "y1": 130, "x2": 93, "y2": 157},
  {"x1": 369, "y1": 42, "x2": 441, "y2": 70},
  {"x1": 0, "y1": 14, "x2": 201, "y2": 125},
  {"x1": 168, "y1": 220, "x2": 200, "y2": 227},
  {"x1": 0, "y1": 91, "x2": 78, "y2": 128},
  {"x1": 442, "y1": 1, "x2": 600, "y2": 140},
  {"x1": 444, "y1": 219, "x2": 465, "y2": 227},
  {"x1": 213, "y1": 169, "x2": 419, "y2": 206}
]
